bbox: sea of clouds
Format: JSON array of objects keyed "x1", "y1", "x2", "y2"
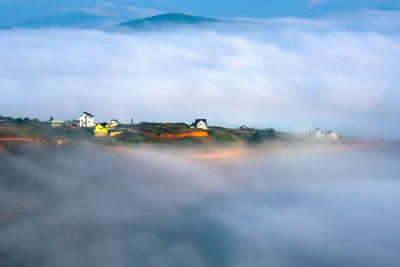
[
  {"x1": 0, "y1": 11, "x2": 400, "y2": 138},
  {"x1": 1, "y1": 143, "x2": 400, "y2": 267},
  {"x1": 1, "y1": 9, "x2": 400, "y2": 267}
]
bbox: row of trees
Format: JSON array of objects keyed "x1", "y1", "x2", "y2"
[
  {"x1": 239, "y1": 125, "x2": 276, "y2": 134},
  {"x1": 250, "y1": 128, "x2": 276, "y2": 144},
  {"x1": 1, "y1": 116, "x2": 40, "y2": 124}
]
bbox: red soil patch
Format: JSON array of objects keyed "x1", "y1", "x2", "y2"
[
  {"x1": 142, "y1": 132, "x2": 209, "y2": 138},
  {"x1": 142, "y1": 132, "x2": 158, "y2": 137},
  {"x1": 160, "y1": 132, "x2": 209, "y2": 138}
]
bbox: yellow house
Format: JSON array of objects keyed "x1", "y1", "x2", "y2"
[
  {"x1": 328, "y1": 131, "x2": 339, "y2": 140},
  {"x1": 94, "y1": 122, "x2": 110, "y2": 137},
  {"x1": 328, "y1": 132, "x2": 339, "y2": 140}
]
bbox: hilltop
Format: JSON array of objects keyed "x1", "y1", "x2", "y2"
[
  {"x1": 0, "y1": 116, "x2": 290, "y2": 154},
  {"x1": 0, "y1": 114, "x2": 368, "y2": 157},
  {"x1": 0, "y1": 120, "x2": 277, "y2": 150},
  {"x1": 118, "y1": 13, "x2": 219, "y2": 29}
]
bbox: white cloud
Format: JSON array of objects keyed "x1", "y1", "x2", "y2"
[
  {"x1": 1, "y1": 14, "x2": 400, "y2": 138},
  {"x1": 122, "y1": 5, "x2": 161, "y2": 18},
  {"x1": 83, "y1": 2, "x2": 160, "y2": 20},
  {"x1": 98, "y1": 1, "x2": 118, "y2": 9}
]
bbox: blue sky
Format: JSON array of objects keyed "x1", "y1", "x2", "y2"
[{"x1": 1, "y1": 0, "x2": 400, "y2": 24}]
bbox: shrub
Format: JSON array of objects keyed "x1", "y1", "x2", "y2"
[
  {"x1": 265, "y1": 128, "x2": 276, "y2": 138},
  {"x1": 250, "y1": 132, "x2": 263, "y2": 144}
]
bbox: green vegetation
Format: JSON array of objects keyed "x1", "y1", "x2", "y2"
[
  {"x1": 216, "y1": 134, "x2": 235, "y2": 144},
  {"x1": 265, "y1": 128, "x2": 276, "y2": 138},
  {"x1": 0, "y1": 125, "x2": 43, "y2": 138},
  {"x1": 114, "y1": 133, "x2": 148, "y2": 144},
  {"x1": 0, "y1": 119, "x2": 92, "y2": 140},
  {"x1": 250, "y1": 132, "x2": 264, "y2": 144},
  {"x1": 179, "y1": 137, "x2": 204, "y2": 145},
  {"x1": 135, "y1": 122, "x2": 193, "y2": 135},
  {"x1": 4, "y1": 117, "x2": 40, "y2": 124}
]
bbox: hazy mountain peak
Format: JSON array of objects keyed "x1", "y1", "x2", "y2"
[{"x1": 118, "y1": 13, "x2": 219, "y2": 29}]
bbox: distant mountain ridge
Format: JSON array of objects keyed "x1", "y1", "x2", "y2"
[
  {"x1": 119, "y1": 13, "x2": 219, "y2": 29},
  {"x1": 2, "y1": 12, "x2": 219, "y2": 30}
]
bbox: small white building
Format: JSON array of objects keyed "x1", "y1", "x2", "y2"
[
  {"x1": 310, "y1": 128, "x2": 326, "y2": 139},
  {"x1": 310, "y1": 128, "x2": 340, "y2": 140},
  {"x1": 190, "y1": 119, "x2": 208, "y2": 130},
  {"x1": 79, "y1": 112, "x2": 95, "y2": 128},
  {"x1": 110, "y1": 119, "x2": 119, "y2": 128}
]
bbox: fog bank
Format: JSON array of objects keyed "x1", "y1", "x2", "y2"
[{"x1": 1, "y1": 144, "x2": 400, "y2": 266}]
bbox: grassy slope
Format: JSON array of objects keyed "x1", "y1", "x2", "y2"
[
  {"x1": 0, "y1": 122, "x2": 279, "y2": 148},
  {"x1": 0, "y1": 123, "x2": 93, "y2": 140},
  {"x1": 113, "y1": 123, "x2": 277, "y2": 146}
]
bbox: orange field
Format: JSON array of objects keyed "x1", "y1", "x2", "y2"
[{"x1": 142, "y1": 131, "x2": 209, "y2": 138}]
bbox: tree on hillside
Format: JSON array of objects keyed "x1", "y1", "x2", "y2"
[
  {"x1": 267, "y1": 128, "x2": 276, "y2": 138},
  {"x1": 250, "y1": 132, "x2": 263, "y2": 144}
]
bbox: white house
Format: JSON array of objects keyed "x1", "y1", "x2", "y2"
[
  {"x1": 190, "y1": 119, "x2": 208, "y2": 130},
  {"x1": 110, "y1": 119, "x2": 119, "y2": 128},
  {"x1": 310, "y1": 128, "x2": 340, "y2": 140},
  {"x1": 79, "y1": 112, "x2": 95, "y2": 128},
  {"x1": 310, "y1": 128, "x2": 326, "y2": 139}
]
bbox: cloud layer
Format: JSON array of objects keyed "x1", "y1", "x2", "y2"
[
  {"x1": 1, "y1": 13, "x2": 400, "y2": 138},
  {"x1": 1, "y1": 144, "x2": 400, "y2": 266}
]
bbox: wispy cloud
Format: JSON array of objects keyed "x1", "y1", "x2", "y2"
[
  {"x1": 83, "y1": 1, "x2": 160, "y2": 19},
  {"x1": 309, "y1": 0, "x2": 329, "y2": 8}
]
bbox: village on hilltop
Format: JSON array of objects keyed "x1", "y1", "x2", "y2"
[
  {"x1": 48, "y1": 112, "x2": 209, "y2": 137},
  {"x1": 47, "y1": 111, "x2": 341, "y2": 140},
  {"x1": 0, "y1": 112, "x2": 343, "y2": 148}
]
